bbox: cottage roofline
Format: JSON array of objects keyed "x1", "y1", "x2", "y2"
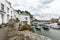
[{"x1": 5, "y1": 0, "x2": 11, "y2": 5}]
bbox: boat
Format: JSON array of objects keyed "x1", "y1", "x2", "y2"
[
  {"x1": 42, "y1": 24, "x2": 49, "y2": 30},
  {"x1": 35, "y1": 26, "x2": 41, "y2": 30},
  {"x1": 35, "y1": 27, "x2": 41, "y2": 30},
  {"x1": 50, "y1": 23, "x2": 60, "y2": 30},
  {"x1": 42, "y1": 26, "x2": 49, "y2": 30}
]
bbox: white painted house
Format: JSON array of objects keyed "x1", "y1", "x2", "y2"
[
  {"x1": 16, "y1": 10, "x2": 31, "y2": 25},
  {"x1": 0, "y1": 0, "x2": 17, "y2": 24},
  {"x1": 19, "y1": 15, "x2": 30, "y2": 25}
]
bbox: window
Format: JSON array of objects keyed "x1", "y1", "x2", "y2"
[
  {"x1": 25, "y1": 17, "x2": 28, "y2": 20},
  {"x1": 7, "y1": 14, "x2": 9, "y2": 20},
  {"x1": 11, "y1": 11, "x2": 12, "y2": 14},
  {"x1": 1, "y1": 14, "x2": 4, "y2": 23},
  {"x1": 7, "y1": 7, "x2": 9, "y2": 13},
  {"x1": 1, "y1": 3, "x2": 4, "y2": 11}
]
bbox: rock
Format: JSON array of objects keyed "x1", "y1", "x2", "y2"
[
  {"x1": 15, "y1": 22, "x2": 20, "y2": 31},
  {"x1": 8, "y1": 30, "x2": 52, "y2": 40},
  {"x1": 18, "y1": 31, "x2": 52, "y2": 40},
  {"x1": 8, "y1": 19, "x2": 19, "y2": 38}
]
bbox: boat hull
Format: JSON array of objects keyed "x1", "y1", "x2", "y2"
[
  {"x1": 35, "y1": 27, "x2": 41, "y2": 30},
  {"x1": 42, "y1": 27, "x2": 49, "y2": 30}
]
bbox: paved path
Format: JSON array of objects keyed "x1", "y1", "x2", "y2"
[{"x1": 0, "y1": 27, "x2": 8, "y2": 40}]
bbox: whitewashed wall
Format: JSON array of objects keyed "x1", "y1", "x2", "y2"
[
  {"x1": 0, "y1": 13, "x2": 2, "y2": 24},
  {"x1": 18, "y1": 15, "x2": 30, "y2": 25},
  {"x1": 0, "y1": 0, "x2": 7, "y2": 24},
  {"x1": 0, "y1": 0, "x2": 17, "y2": 24}
]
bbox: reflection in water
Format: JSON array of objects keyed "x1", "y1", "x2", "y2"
[{"x1": 35, "y1": 28, "x2": 60, "y2": 40}]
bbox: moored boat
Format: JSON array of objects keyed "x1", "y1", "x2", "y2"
[
  {"x1": 35, "y1": 26, "x2": 41, "y2": 30},
  {"x1": 42, "y1": 24, "x2": 49, "y2": 30},
  {"x1": 42, "y1": 26, "x2": 49, "y2": 30}
]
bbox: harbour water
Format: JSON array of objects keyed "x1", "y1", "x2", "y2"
[{"x1": 35, "y1": 28, "x2": 60, "y2": 40}]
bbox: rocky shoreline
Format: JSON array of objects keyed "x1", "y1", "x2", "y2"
[{"x1": 8, "y1": 30, "x2": 52, "y2": 40}]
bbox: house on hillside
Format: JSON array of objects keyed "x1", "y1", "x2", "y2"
[
  {"x1": 51, "y1": 18, "x2": 59, "y2": 23},
  {"x1": 16, "y1": 10, "x2": 31, "y2": 25}
]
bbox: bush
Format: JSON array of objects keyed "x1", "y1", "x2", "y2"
[
  {"x1": 21, "y1": 24, "x2": 35, "y2": 32},
  {"x1": 21, "y1": 24, "x2": 29, "y2": 30}
]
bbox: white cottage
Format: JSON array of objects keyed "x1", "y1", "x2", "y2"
[
  {"x1": 19, "y1": 15, "x2": 30, "y2": 25},
  {"x1": 16, "y1": 10, "x2": 31, "y2": 25}
]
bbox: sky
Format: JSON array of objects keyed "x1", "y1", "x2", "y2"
[{"x1": 8, "y1": 0, "x2": 60, "y2": 20}]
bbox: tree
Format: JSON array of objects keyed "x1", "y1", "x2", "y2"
[
  {"x1": 15, "y1": 10, "x2": 21, "y2": 14},
  {"x1": 25, "y1": 11, "x2": 33, "y2": 18}
]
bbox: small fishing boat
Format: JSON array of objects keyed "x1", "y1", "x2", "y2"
[
  {"x1": 42, "y1": 26, "x2": 49, "y2": 30},
  {"x1": 35, "y1": 26, "x2": 41, "y2": 30},
  {"x1": 42, "y1": 24, "x2": 49, "y2": 30},
  {"x1": 35, "y1": 27, "x2": 41, "y2": 30}
]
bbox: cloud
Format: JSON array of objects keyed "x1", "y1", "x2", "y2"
[
  {"x1": 40, "y1": 0, "x2": 54, "y2": 4},
  {"x1": 8, "y1": 0, "x2": 60, "y2": 20}
]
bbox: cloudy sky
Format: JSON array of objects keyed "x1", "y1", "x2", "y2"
[{"x1": 8, "y1": 0, "x2": 60, "y2": 20}]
